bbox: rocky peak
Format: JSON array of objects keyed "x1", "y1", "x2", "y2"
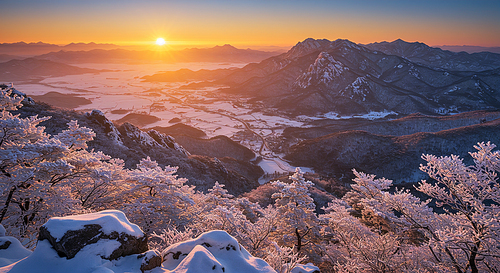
[
  {"x1": 340, "y1": 76, "x2": 370, "y2": 100},
  {"x1": 147, "y1": 129, "x2": 191, "y2": 156},
  {"x1": 295, "y1": 51, "x2": 348, "y2": 88},
  {"x1": 366, "y1": 39, "x2": 431, "y2": 57},
  {"x1": 117, "y1": 122, "x2": 191, "y2": 158},
  {"x1": 285, "y1": 38, "x2": 334, "y2": 59},
  {"x1": 86, "y1": 109, "x2": 123, "y2": 145}
]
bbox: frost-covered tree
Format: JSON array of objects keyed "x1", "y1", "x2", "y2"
[
  {"x1": 321, "y1": 199, "x2": 436, "y2": 272},
  {"x1": 0, "y1": 87, "x2": 128, "y2": 244},
  {"x1": 340, "y1": 143, "x2": 500, "y2": 272},
  {"x1": 122, "y1": 157, "x2": 195, "y2": 233},
  {"x1": 0, "y1": 88, "x2": 89, "y2": 240},
  {"x1": 271, "y1": 169, "x2": 322, "y2": 258}
]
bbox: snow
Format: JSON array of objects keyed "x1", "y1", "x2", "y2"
[
  {"x1": 0, "y1": 214, "x2": 312, "y2": 273},
  {"x1": 11, "y1": 61, "x2": 378, "y2": 179},
  {"x1": 167, "y1": 245, "x2": 224, "y2": 273},
  {"x1": 0, "y1": 239, "x2": 143, "y2": 273},
  {"x1": 291, "y1": 263, "x2": 320, "y2": 273},
  {"x1": 42, "y1": 210, "x2": 143, "y2": 240},
  {"x1": 162, "y1": 230, "x2": 276, "y2": 273},
  {"x1": 0, "y1": 236, "x2": 32, "y2": 268},
  {"x1": 322, "y1": 110, "x2": 397, "y2": 120}
]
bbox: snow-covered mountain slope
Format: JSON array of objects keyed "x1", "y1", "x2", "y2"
[
  {"x1": 217, "y1": 38, "x2": 500, "y2": 116},
  {"x1": 15, "y1": 101, "x2": 261, "y2": 195}
]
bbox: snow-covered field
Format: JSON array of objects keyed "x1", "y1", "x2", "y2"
[{"x1": 16, "y1": 63, "x2": 320, "y2": 180}]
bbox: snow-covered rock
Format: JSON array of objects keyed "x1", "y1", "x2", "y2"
[
  {"x1": 162, "y1": 230, "x2": 276, "y2": 273},
  {"x1": 0, "y1": 210, "x2": 161, "y2": 273},
  {"x1": 0, "y1": 224, "x2": 32, "y2": 268},
  {"x1": 38, "y1": 210, "x2": 147, "y2": 260},
  {"x1": 0, "y1": 212, "x2": 288, "y2": 273},
  {"x1": 86, "y1": 110, "x2": 124, "y2": 146},
  {"x1": 147, "y1": 130, "x2": 190, "y2": 156}
]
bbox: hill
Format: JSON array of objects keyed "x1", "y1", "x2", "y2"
[{"x1": 0, "y1": 58, "x2": 101, "y2": 81}]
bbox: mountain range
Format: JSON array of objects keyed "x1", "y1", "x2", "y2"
[
  {"x1": 284, "y1": 110, "x2": 500, "y2": 185},
  {"x1": 0, "y1": 42, "x2": 120, "y2": 56},
  {"x1": 34, "y1": 44, "x2": 278, "y2": 64},
  {"x1": 178, "y1": 38, "x2": 500, "y2": 117}
]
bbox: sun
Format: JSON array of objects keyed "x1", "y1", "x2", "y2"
[{"x1": 155, "y1": 38, "x2": 166, "y2": 46}]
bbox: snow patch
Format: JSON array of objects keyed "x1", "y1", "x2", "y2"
[
  {"x1": 291, "y1": 263, "x2": 320, "y2": 273},
  {"x1": 322, "y1": 110, "x2": 397, "y2": 120}
]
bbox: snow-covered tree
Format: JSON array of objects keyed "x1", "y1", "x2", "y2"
[
  {"x1": 340, "y1": 142, "x2": 500, "y2": 272},
  {"x1": 0, "y1": 87, "x2": 126, "y2": 245},
  {"x1": 122, "y1": 157, "x2": 195, "y2": 233},
  {"x1": 271, "y1": 169, "x2": 322, "y2": 258},
  {"x1": 0, "y1": 88, "x2": 85, "y2": 241}
]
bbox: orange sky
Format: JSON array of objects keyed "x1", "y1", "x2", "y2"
[{"x1": 2, "y1": 0, "x2": 500, "y2": 49}]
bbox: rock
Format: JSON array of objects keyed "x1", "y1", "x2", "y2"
[
  {"x1": 38, "y1": 210, "x2": 148, "y2": 260},
  {"x1": 138, "y1": 250, "x2": 163, "y2": 273}
]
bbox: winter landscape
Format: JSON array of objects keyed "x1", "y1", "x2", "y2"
[{"x1": 2, "y1": 0, "x2": 500, "y2": 272}]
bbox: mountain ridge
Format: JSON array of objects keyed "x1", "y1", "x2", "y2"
[{"x1": 209, "y1": 38, "x2": 500, "y2": 116}]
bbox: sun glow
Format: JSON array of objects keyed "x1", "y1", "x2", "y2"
[{"x1": 156, "y1": 38, "x2": 166, "y2": 46}]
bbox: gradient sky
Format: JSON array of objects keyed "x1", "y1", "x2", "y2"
[{"x1": 2, "y1": 0, "x2": 500, "y2": 49}]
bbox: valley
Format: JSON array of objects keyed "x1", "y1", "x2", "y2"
[{"x1": 11, "y1": 62, "x2": 312, "y2": 182}]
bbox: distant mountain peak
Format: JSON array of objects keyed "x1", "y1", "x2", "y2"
[
  {"x1": 295, "y1": 51, "x2": 348, "y2": 88},
  {"x1": 286, "y1": 38, "x2": 334, "y2": 59},
  {"x1": 213, "y1": 44, "x2": 237, "y2": 50}
]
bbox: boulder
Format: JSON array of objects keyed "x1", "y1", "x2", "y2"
[
  {"x1": 138, "y1": 250, "x2": 163, "y2": 273},
  {"x1": 38, "y1": 210, "x2": 148, "y2": 260}
]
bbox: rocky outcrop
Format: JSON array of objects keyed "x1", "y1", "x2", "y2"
[
  {"x1": 1, "y1": 212, "x2": 290, "y2": 273},
  {"x1": 38, "y1": 210, "x2": 148, "y2": 260},
  {"x1": 138, "y1": 250, "x2": 163, "y2": 272}
]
